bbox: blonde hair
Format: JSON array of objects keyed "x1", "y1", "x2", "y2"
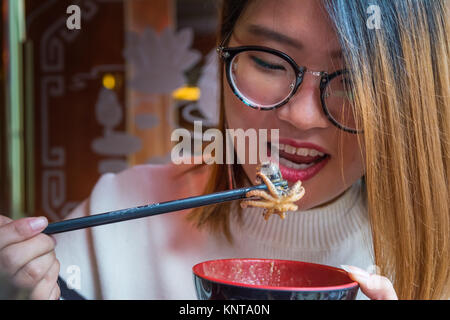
[{"x1": 189, "y1": 0, "x2": 450, "y2": 299}]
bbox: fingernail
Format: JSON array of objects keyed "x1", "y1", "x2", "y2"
[
  {"x1": 341, "y1": 265, "x2": 370, "y2": 279},
  {"x1": 29, "y1": 217, "x2": 48, "y2": 231}
]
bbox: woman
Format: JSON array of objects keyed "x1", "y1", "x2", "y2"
[{"x1": 0, "y1": 0, "x2": 448, "y2": 300}]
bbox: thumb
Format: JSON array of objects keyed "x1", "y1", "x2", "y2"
[
  {"x1": 341, "y1": 265, "x2": 398, "y2": 300},
  {"x1": 0, "y1": 215, "x2": 13, "y2": 227}
]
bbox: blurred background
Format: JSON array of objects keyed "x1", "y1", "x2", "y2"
[{"x1": 0, "y1": 0, "x2": 220, "y2": 222}]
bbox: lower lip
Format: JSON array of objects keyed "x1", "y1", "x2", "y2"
[{"x1": 277, "y1": 156, "x2": 330, "y2": 182}]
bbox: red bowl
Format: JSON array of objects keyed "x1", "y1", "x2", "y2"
[{"x1": 193, "y1": 259, "x2": 359, "y2": 300}]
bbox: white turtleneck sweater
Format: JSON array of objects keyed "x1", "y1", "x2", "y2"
[{"x1": 54, "y1": 163, "x2": 374, "y2": 300}]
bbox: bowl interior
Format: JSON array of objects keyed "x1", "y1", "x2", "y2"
[{"x1": 193, "y1": 259, "x2": 357, "y2": 290}]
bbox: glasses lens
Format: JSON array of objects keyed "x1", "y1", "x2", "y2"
[
  {"x1": 323, "y1": 73, "x2": 359, "y2": 131},
  {"x1": 229, "y1": 50, "x2": 296, "y2": 108}
]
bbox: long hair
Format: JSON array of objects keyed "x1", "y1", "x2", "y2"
[{"x1": 188, "y1": 0, "x2": 450, "y2": 299}]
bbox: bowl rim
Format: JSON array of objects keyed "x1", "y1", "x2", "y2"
[{"x1": 192, "y1": 258, "x2": 359, "y2": 292}]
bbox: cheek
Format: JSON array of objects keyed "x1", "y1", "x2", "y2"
[
  {"x1": 224, "y1": 73, "x2": 276, "y2": 130},
  {"x1": 336, "y1": 136, "x2": 366, "y2": 182},
  {"x1": 223, "y1": 78, "x2": 266, "y2": 184},
  {"x1": 297, "y1": 137, "x2": 365, "y2": 210},
  {"x1": 224, "y1": 79, "x2": 253, "y2": 129}
]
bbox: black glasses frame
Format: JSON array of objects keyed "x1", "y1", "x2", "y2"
[{"x1": 217, "y1": 45, "x2": 361, "y2": 134}]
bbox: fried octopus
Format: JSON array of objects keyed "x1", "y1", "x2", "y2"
[{"x1": 240, "y1": 162, "x2": 305, "y2": 220}]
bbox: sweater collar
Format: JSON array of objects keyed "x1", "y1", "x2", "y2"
[{"x1": 230, "y1": 181, "x2": 369, "y2": 250}]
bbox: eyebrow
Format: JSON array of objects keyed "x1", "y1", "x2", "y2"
[{"x1": 246, "y1": 24, "x2": 343, "y2": 59}]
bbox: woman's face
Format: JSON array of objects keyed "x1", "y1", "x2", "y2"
[{"x1": 224, "y1": 0, "x2": 365, "y2": 210}]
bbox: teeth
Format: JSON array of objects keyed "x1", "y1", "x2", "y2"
[
  {"x1": 278, "y1": 144, "x2": 325, "y2": 157},
  {"x1": 296, "y1": 148, "x2": 309, "y2": 156},
  {"x1": 279, "y1": 157, "x2": 316, "y2": 170},
  {"x1": 285, "y1": 145, "x2": 297, "y2": 154}
]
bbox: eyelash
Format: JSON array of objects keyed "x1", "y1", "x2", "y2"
[{"x1": 250, "y1": 55, "x2": 286, "y2": 71}]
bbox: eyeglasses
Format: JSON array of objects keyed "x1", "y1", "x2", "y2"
[{"x1": 217, "y1": 45, "x2": 362, "y2": 134}]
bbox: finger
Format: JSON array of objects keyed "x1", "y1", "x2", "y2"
[
  {"x1": 0, "y1": 215, "x2": 13, "y2": 226},
  {"x1": 12, "y1": 251, "x2": 56, "y2": 288},
  {"x1": 48, "y1": 282, "x2": 61, "y2": 300},
  {"x1": 0, "y1": 217, "x2": 48, "y2": 250},
  {"x1": 29, "y1": 259, "x2": 60, "y2": 300},
  {"x1": 0, "y1": 233, "x2": 55, "y2": 275},
  {"x1": 341, "y1": 265, "x2": 398, "y2": 300}
]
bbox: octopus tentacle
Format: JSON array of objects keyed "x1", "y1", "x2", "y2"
[
  {"x1": 277, "y1": 203, "x2": 298, "y2": 212},
  {"x1": 285, "y1": 185, "x2": 305, "y2": 202},
  {"x1": 263, "y1": 208, "x2": 275, "y2": 220},
  {"x1": 286, "y1": 181, "x2": 302, "y2": 197},
  {"x1": 276, "y1": 212, "x2": 286, "y2": 219},
  {"x1": 240, "y1": 167, "x2": 306, "y2": 220},
  {"x1": 240, "y1": 200, "x2": 275, "y2": 209},
  {"x1": 245, "y1": 190, "x2": 278, "y2": 202},
  {"x1": 256, "y1": 172, "x2": 281, "y2": 197}
]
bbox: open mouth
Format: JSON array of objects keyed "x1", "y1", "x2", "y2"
[{"x1": 268, "y1": 141, "x2": 331, "y2": 182}]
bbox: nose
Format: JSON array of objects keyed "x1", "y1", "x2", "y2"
[{"x1": 276, "y1": 74, "x2": 330, "y2": 131}]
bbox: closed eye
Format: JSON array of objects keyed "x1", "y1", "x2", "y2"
[{"x1": 250, "y1": 55, "x2": 286, "y2": 71}]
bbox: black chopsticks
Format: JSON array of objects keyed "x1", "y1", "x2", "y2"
[{"x1": 43, "y1": 181, "x2": 287, "y2": 235}]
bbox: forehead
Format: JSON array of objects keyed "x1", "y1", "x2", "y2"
[{"x1": 235, "y1": 0, "x2": 341, "y2": 53}]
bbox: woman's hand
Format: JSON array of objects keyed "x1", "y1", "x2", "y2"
[
  {"x1": 0, "y1": 215, "x2": 60, "y2": 300},
  {"x1": 341, "y1": 265, "x2": 398, "y2": 300}
]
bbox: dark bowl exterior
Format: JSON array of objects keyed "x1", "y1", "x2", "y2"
[{"x1": 193, "y1": 274, "x2": 359, "y2": 300}]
